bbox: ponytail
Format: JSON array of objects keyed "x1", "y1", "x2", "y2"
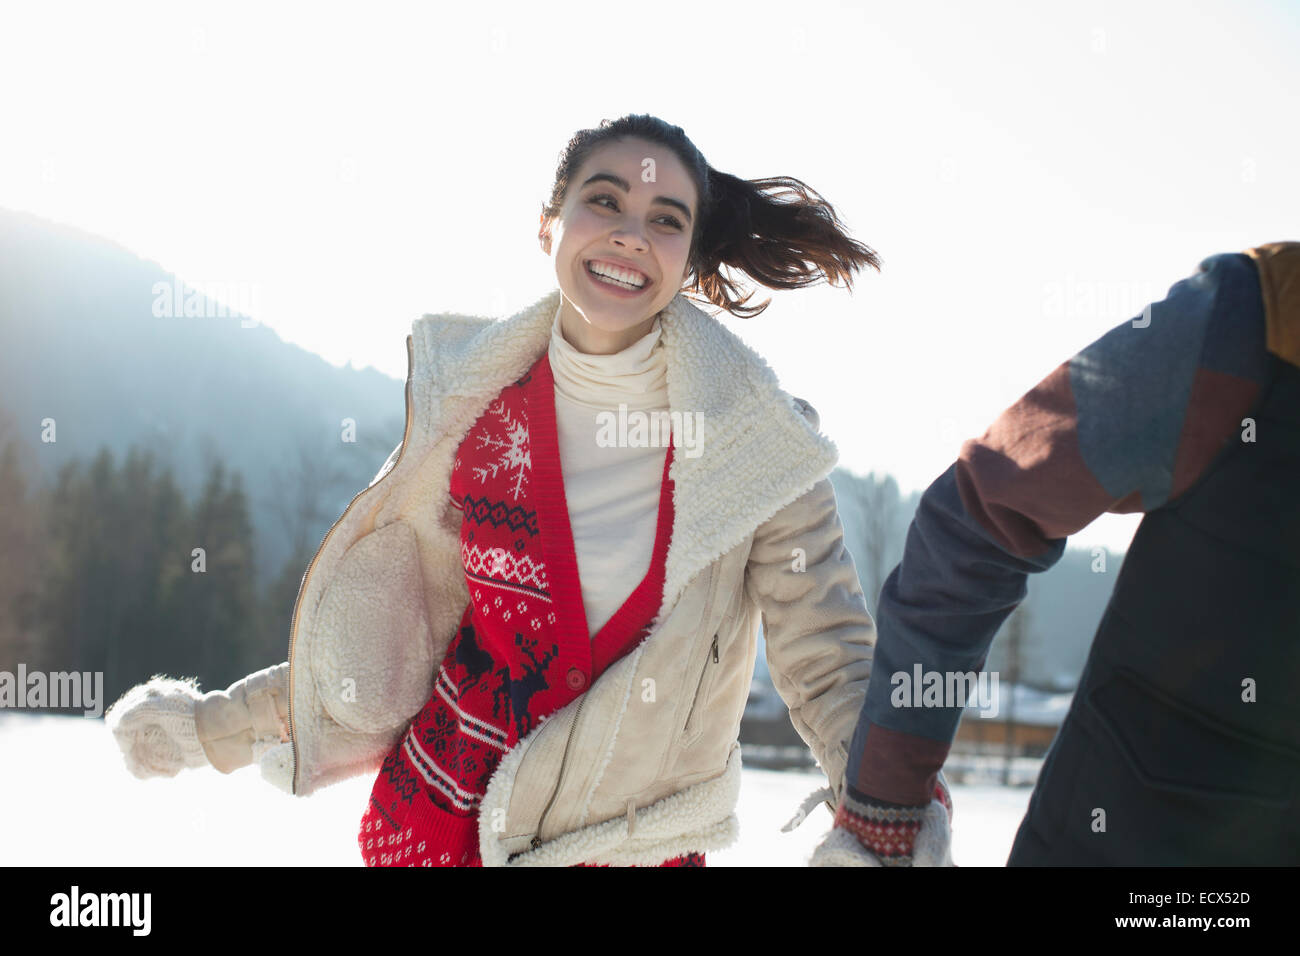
[{"x1": 693, "y1": 168, "x2": 881, "y2": 317}]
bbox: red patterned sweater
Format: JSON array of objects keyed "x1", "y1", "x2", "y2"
[{"x1": 356, "y1": 352, "x2": 700, "y2": 866}]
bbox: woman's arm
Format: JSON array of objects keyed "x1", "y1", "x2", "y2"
[
  {"x1": 106, "y1": 662, "x2": 290, "y2": 778},
  {"x1": 193, "y1": 662, "x2": 291, "y2": 772},
  {"x1": 742, "y1": 400, "x2": 875, "y2": 811}
]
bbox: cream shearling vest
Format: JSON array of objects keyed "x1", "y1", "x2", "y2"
[{"x1": 254, "y1": 285, "x2": 855, "y2": 865}]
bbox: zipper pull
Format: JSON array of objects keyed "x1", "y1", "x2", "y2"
[
  {"x1": 530, "y1": 835, "x2": 542, "y2": 850},
  {"x1": 712, "y1": 634, "x2": 719, "y2": 662}
]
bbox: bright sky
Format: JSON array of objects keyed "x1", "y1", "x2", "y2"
[{"x1": 3, "y1": 0, "x2": 1297, "y2": 552}]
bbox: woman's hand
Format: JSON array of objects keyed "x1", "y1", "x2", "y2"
[{"x1": 105, "y1": 675, "x2": 211, "y2": 779}]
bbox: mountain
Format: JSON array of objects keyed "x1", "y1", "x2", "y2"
[{"x1": 0, "y1": 208, "x2": 406, "y2": 583}]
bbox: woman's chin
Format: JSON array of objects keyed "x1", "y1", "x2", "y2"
[{"x1": 564, "y1": 293, "x2": 656, "y2": 330}]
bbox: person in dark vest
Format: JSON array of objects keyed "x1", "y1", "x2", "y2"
[{"x1": 814, "y1": 242, "x2": 1300, "y2": 866}]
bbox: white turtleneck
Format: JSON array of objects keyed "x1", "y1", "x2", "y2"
[{"x1": 547, "y1": 301, "x2": 670, "y2": 639}]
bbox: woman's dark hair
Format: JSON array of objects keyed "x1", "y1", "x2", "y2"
[{"x1": 540, "y1": 113, "x2": 881, "y2": 318}]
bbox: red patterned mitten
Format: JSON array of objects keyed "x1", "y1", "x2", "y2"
[{"x1": 830, "y1": 774, "x2": 953, "y2": 867}]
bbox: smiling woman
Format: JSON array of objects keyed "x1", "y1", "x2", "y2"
[
  {"x1": 537, "y1": 115, "x2": 880, "y2": 355},
  {"x1": 106, "y1": 112, "x2": 931, "y2": 869}
]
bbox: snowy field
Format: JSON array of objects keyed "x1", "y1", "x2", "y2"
[{"x1": 0, "y1": 713, "x2": 1031, "y2": 866}]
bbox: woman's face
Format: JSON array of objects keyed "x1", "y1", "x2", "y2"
[{"x1": 540, "y1": 137, "x2": 699, "y2": 355}]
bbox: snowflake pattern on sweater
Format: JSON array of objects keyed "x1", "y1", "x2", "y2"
[{"x1": 464, "y1": 394, "x2": 532, "y2": 501}]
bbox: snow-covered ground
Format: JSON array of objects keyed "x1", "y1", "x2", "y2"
[{"x1": 0, "y1": 713, "x2": 1031, "y2": 866}]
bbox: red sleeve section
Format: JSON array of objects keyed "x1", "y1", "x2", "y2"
[
  {"x1": 1170, "y1": 368, "x2": 1261, "y2": 500},
  {"x1": 954, "y1": 362, "x2": 1120, "y2": 557}
]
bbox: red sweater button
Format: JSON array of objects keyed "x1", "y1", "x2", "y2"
[{"x1": 566, "y1": 667, "x2": 587, "y2": 691}]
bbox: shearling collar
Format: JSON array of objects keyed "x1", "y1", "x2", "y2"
[{"x1": 408, "y1": 286, "x2": 839, "y2": 618}]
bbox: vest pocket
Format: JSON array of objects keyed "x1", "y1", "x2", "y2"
[
  {"x1": 682, "y1": 632, "x2": 720, "y2": 747},
  {"x1": 312, "y1": 521, "x2": 436, "y2": 734},
  {"x1": 1086, "y1": 666, "x2": 1299, "y2": 807}
]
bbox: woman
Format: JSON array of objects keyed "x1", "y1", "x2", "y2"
[{"x1": 106, "y1": 113, "x2": 942, "y2": 866}]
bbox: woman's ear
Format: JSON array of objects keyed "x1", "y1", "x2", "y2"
[{"x1": 538, "y1": 213, "x2": 552, "y2": 255}]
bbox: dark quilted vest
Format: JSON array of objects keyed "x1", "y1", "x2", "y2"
[{"x1": 1009, "y1": 351, "x2": 1300, "y2": 865}]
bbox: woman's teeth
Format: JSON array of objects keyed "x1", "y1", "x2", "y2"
[{"x1": 587, "y1": 261, "x2": 646, "y2": 289}]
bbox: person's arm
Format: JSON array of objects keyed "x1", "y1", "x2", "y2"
[
  {"x1": 835, "y1": 251, "x2": 1271, "y2": 864},
  {"x1": 106, "y1": 662, "x2": 290, "y2": 778},
  {"x1": 194, "y1": 662, "x2": 291, "y2": 772},
  {"x1": 743, "y1": 399, "x2": 876, "y2": 812}
]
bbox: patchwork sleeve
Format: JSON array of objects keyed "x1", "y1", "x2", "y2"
[{"x1": 842, "y1": 251, "x2": 1271, "y2": 807}]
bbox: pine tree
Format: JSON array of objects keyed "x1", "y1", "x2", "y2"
[
  {"x1": 163, "y1": 456, "x2": 259, "y2": 690},
  {"x1": 33, "y1": 444, "x2": 261, "y2": 705},
  {"x1": 0, "y1": 431, "x2": 46, "y2": 670}
]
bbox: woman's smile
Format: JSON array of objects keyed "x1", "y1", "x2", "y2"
[{"x1": 584, "y1": 258, "x2": 653, "y2": 297}]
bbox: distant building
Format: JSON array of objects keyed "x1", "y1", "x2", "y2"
[{"x1": 953, "y1": 683, "x2": 1072, "y2": 757}]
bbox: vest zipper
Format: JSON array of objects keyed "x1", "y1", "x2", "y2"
[
  {"x1": 683, "y1": 633, "x2": 719, "y2": 738},
  {"x1": 285, "y1": 333, "x2": 416, "y2": 795},
  {"x1": 531, "y1": 692, "x2": 586, "y2": 850}
]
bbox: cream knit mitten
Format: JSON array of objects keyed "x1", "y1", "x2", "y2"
[{"x1": 105, "y1": 675, "x2": 210, "y2": 779}]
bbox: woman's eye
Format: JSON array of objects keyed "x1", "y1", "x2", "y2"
[{"x1": 588, "y1": 195, "x2": 683, "y2": 230}]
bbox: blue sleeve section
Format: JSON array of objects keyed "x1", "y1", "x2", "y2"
[
  {"x1": 1195, "y1": 254, "x2": 1268, "y2": 380},
  {"x1": 1069, "y1": 252, "x2": 1265, "y2": 510},
  {"x1": 851, "y1": 465, "x2": 1066, "y2": 751}
]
